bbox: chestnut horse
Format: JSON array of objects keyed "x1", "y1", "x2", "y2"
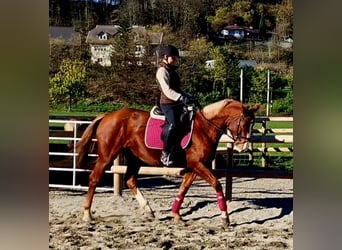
[{"x1": 76, "y1": 99, "x2": 259, "y2": 226}]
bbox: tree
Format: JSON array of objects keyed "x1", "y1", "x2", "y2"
[
  {"x1": 274, "y1": 1, "x2": 293, "y2": 37},
  {"x1": 49, "y1": 58, "x2": 87, "y2": 111},
  {"x1": 207, "y1": 7, "x2": 230, "y2": 32},
  {"x1": 248, "y1": 70, "x2": 268, "y2": 104},
  {"x1": 180, "y1": 37, "x2": 213, "y2": 94},
  {"x1": 111, "y1": 19, "x2": 135, "y2": 64},
  {"x1": 258, "y1": 12, "x2": 266, "y2": 38},
  {"x1": 207, "y1": 47, "x2": 227, "y2": 93},
  {"x1": 49, "y1": 39, "x2": 71, "y2": 76},
  {"x1": 206, "y1": 46, "x2": 240, "y2": 99},
  {"x1": 48, "y1": 0, "x2": 293, "y2": 111}
]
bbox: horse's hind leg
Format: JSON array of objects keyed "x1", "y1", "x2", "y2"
[
  {"x1": 124, "y1": 150, "x2": 154, "y2": 218},
  {"x1": 171, "y1": 171, "x2": 197, "y2": 222},
  {"x1": 83, "y1": 157, "x2": 111, "y2": 221},
  {"x1": 126, "y1": 175, "x2": 154, "y2": 218}
]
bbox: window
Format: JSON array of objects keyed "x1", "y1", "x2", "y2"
[
  {"x1": 98, "y1": 33, "x2": 108, "y2": 40},
  {"x1": 234, "y1": 30, "x2": 242, "y2": 38},
  {"x1": 221, "y1": 30, "x2": 229, "y2": 36},
  {"x1": 135, "y1": 45, "x2": 145, "y2": 57}
]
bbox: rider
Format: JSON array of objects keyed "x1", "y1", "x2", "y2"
[{"x1": 156, "y1": 44, "x2": 193, "y2": 166}]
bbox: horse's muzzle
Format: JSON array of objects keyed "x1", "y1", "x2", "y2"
[{"x1": 233, "y1": 141, "x2": 249, "y2": 153}]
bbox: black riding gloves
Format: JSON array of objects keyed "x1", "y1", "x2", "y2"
[{"x1": 179, "y1": 95, "x2": 191, "y2": 105}]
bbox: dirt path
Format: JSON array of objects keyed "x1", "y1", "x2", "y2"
[{"x1": 49, "y1": 177, "x2": 293, "y2": 249}]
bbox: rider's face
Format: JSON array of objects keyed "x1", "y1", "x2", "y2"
[{"x1": 167, "y1": 56, "x2": 177, "y2": 65}]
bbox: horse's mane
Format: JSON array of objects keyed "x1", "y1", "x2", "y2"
[{"x1": 201, "y1": 99, "x2": 234, "y2": 119}]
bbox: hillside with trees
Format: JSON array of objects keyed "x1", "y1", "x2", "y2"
[{"x1": 49, "y1": 0, "x2": 293, "y2": 115}]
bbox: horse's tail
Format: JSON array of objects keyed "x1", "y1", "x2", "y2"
[{"x1": 76, "y1": 114, "x2": 105, "y2": 169}]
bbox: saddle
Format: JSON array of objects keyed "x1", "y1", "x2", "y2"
[
  {"x1": 144, "y1": 105, "x2": 196, "y2": 150},
  {"x1": 150, "y1": 105, "x2": 165, "y2": 119},
  {"x1": 150, "y1": 105, "x2": 196, "y2": 123}
]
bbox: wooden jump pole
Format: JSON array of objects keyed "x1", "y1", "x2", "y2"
[
  {"x1": 113, "y1": 155, "x2": 123, "y2": 196},
  {"x1": 112, "y1": 164, "x2": 186, "y2": 197},
  {"x1": 112, "y1": 165, "x2": 186, "y2": 176}
]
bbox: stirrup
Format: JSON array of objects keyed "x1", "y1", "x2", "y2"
[{"x1": 160, "y1": 152, "x2": 175, "y2": 167}]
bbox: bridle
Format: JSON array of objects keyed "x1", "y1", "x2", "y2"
[
  {"x1": 231, "y1": 114, "x2": 254, "y2": 141},
  {"x1": 197, "y1": 107, "x2": 253, "y2": 142}
]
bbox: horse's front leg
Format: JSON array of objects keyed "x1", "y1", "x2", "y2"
[
  {"x1": 171, "y1": 171, "x2": 197, "y2": 223},
  {"x1": 193, "y1": 163, "x2": 230, "y2": 227}
]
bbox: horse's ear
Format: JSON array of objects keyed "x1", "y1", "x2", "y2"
[
  {"x1": 243, "y1": 103, "x2": 260, "y2": 114},
  {"x1": 249, "y1": 103, "x2": 260, "y2": 113}
]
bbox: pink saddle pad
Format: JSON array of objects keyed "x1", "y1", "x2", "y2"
[{"x1": 144, "y1": 117, "x2": 193, "y2": 150}]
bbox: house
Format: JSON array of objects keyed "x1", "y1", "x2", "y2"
[
  {"x1": 205, "y1": 59, "x2": 257, "y2": 69},
  {"x1": 218, "y1": 24, "x2": 266, "y2": 41},
  {"x1": 86, "y1": 25, "x2": 163, "y2": 66},
  {"x1": 205, "y1": 59, "x2": 215, "y2": 69},
  {"x1": 49, "y1": 26, "x2": 81, "y2": 45},
  {"x1": 238, "y1": 60, "x2": 257, "y2": 68},
  {"x1": 279, "y1": 35, "x2": 293, "y2": 49},
  {"x1": 86, "y1": 25, "x2": 117, "y2": 66},
  {"x1": 49, "y1": 26, "x2": 81, "y2": 55}
]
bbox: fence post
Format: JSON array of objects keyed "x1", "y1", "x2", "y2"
[
  {"x1": 248, "y1": 142, "x2": 254, "y2": 167},
  {"x1": 261, "y1": 120, "x2": 267, "y2": 167},
  {"x1": 113, "y1": 154, "x2": 123, "y2": 196},
  {"x1": 212, "y1": 154, "x2": 217, "y2": 170},
  {"x1": 225, "y1": 143, "x2": 234, "y2": 201}
]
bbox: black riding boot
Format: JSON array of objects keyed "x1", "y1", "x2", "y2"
[{"x1": 160, "y1": 124, "x2": 177, "y2": 166}]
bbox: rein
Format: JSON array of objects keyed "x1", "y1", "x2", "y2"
[
  {"x1": 197, "y1": 109, "x2": 228, "y2": 136},
  {"x1": 197, "y1": 107, "x2": 250, "y2": 142}
]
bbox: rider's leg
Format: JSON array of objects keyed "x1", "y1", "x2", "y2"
[
  {"x1": 161, "y1": 123, "x2": 177, "y2": 166},
  {"x1": 160, "y1": 104, "x2": 182, "y2": 166}
]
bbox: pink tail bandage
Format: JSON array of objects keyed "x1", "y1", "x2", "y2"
[
  {"x1": 172, "y1": 194, "x2": 184, "y2": 214},
  {"x1": 216, "y1": 191, "x2": 227, "y2": 211}
]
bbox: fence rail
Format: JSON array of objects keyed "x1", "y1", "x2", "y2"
[
  {"x1": 49, "y1": 118, "x2": 111, "y2": 190},
  {"x1": 49, "y1": 116, "x2": 293, "y2": 195}
]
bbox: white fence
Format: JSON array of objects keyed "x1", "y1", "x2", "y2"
[
  {"x1": 49, "y1": 118, "x2": 114, "y2": 191},
  {"x1": 49, "y1": 116, "x2": 293, "y2": 192}
]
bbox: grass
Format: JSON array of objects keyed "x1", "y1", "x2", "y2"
[
  {"x1": 254, "y1": 120, "x2": 293, "y2": 129},
  {"x1": 49, "y1": 103, "x2": 153, "y2": 117},
  {"x1": 49, "y1": 111, "x2": 100, "y2": 117}
]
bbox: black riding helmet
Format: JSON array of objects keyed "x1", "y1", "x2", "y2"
[{"x1": 160, "y1": 45, "x2": 179, "y2": 57}]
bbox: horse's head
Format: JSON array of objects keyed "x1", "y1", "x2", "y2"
[
  {"x1": 226, "y1": 102, "x2": 260, "y2": 152},
  {"x1": 201, "y1": 99, "x2": 260, "y2": 152}
]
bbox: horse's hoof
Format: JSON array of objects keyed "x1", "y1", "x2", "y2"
[
  {"x1": 171, "y1": 212, "x2": 186, "y2": 225},
  {"x1": 82, "y1": 209, "x2": 93, "y2": 222},
  {"x1": 221, "y1": 217, "x2": 230, "y2": 228},
  {"x1": 142, "y1": 205, "x2": 155, "y2": 218},
  {"x1": 144, "y1": 210, "x2": 155, "y2": 219},
  {"x1": 173, "y1": 217, "x2": 187, "y2": 226},
  {"x1": 173, "y1": 216, "x2": 183, "y2": 222}
]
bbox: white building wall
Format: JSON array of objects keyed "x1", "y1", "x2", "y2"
[{"x1": 90, "y1": 44, "x2": 113, "y2": 67}]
